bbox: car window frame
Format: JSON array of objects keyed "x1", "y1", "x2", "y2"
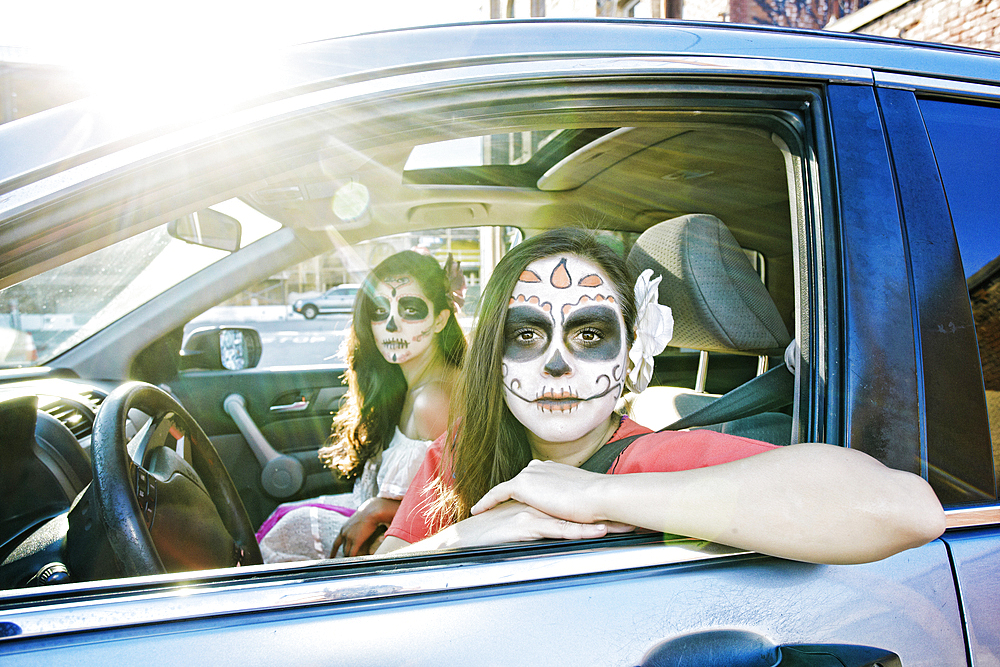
[{"x1": 1, "y1": 53, "x2": 892, "y2": 625}]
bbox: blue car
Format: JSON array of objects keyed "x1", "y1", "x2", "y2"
[{"x1": 0, "y1": 20, "x2": 997, "y2": 665}]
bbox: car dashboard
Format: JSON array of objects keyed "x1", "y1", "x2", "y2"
[{"x1": 0, "y1": 374, "x2": 148, "y2": 588}]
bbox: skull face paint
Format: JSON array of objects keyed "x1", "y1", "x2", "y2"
[
  {"x1": 369, "y1": 274, "x2": 438, "y2": 364},
  {"x1": 502, "y1": 255, "x2": 627, "y2": 443}
]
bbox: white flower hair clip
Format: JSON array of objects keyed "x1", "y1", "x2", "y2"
[{"x1": 627, "y1": 269, "x2": 674, "y2": 394}]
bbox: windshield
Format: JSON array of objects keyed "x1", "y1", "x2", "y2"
[{"x1": 0, "y1": 199, "x2": 280, "y2": 366}]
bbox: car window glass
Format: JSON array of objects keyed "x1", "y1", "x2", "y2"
[
  {"x1": 919, "y1": 97, "x2": 1000, "y2": 468},
  {"x1": 187, "y1": 226, "x2": 522, "y2": 369},
  {"x1": 0, "y1": 199, "x2": 279, "y2": 366}
]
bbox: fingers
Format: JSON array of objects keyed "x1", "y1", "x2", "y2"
[
  {"x1": 343, "y1": 527, "x2": 364, "y2": 557},
  {"x1": 604, "y1": 522, "x2": 636, "y2": 534},
  {"x1": 498, "y1": 503, "x2": 613, "y2": 542},
  {"x1": 343, "y1": 534, "x2": 358, "y2": 558},
  {"x1": 470, "y1": 482, "x2": 512, "y2": 515},
  {"x1": 470, "y1": 459, "x2": 597, "y2": 518},
  {"x1": 343, "y1": 522, "x2": 378, "y2": 557},
  {"x1": 331, "y1": 531, "x2": 345, "y2": 558},
  {"x1": 471, "y1": 460, "x2": 558, "y2": 515},
  {"x1": 536, "y1": 519, "x2": 609, "y2": 541},
  {"x1": 332, "y1": 521, "x2": 360, "y2": 558}
]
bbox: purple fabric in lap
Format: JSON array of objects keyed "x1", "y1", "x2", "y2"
[{"x1": 255, "y1": 503, "x2": 356, "y2": 542}]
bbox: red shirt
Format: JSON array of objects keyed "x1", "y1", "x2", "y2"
[{"x1": 384, "y1": 417, "x2": 777, "y2": 544}]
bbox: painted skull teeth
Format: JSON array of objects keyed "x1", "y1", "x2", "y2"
[
  {"x1": 537, "y1": 387, "x2": 577, "y2": 400},
  {"x1": 532, "y1": 387, "x2": 581, "y2": 413},
  {"x1": 381, "y1": 339, "x2": 410, "y2": 350}
]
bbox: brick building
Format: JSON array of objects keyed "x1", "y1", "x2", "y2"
[{"x1": 825, "y1": 0, "x2": 1000, "y2": 50}]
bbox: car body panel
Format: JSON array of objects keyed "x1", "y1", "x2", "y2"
[
  {"x1": 0, "y1": 539, "x2": 965, "y2": 665},
  {"x1": 941, "y1": 526, "x2": 1000, "y2": 665},
  {"x1": 0, "y1": 20, "x2": 997, "y2": 665},
  {"x1": 168, "y1": 365, "x2": 349, "y2": 525},
  {"x1": 827, "y1": 83, "x2": 923, "y2": 473},
  {"x1": 877, "y1": 84, "x2": 996, "y2": 501}
]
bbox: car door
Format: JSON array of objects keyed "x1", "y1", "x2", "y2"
[{"x1": 0, "y1": 23, "x2": 994, "y2": 666}]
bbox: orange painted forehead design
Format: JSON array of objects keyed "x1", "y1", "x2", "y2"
[
  {"x1": 516, "y1": 257, "x2": 609, "y2": 291},
  {"x1": 510, "y1": 256, "x2": 617, "y2": 322}
]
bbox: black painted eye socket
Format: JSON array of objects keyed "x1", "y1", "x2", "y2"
[
  {"x1": 563, "y1": 306, "x2": 622, "y2": 361},
  {"x1": 398, "y1": 296, "x2": 430, "y2": 321},
  {"x1": 370, "y1": 296, "x2": 391, "y2": 322}
]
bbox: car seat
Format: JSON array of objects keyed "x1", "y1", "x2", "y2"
[{"x1": 625, "y1": 213, "x2": 794, "y2": 444}]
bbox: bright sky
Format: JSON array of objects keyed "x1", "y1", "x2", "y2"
[
  {"x1": 0, "y1": 0, "x2": 488, "y2": 57},
  {"x1": 0, "y1": 0, "x2": 491, "y2": 111}
]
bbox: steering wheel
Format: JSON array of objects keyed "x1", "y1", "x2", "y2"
[{"x1": 90, "y1": 381, "x2": 263, "y2": 577}]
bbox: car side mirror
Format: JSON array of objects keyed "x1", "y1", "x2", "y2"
[
  {"x1": 168, "y1": 209, "x2": 242, "y2": 252},
  {"x1": 180, "y1": 326, "x2": 262, "y2": 371}
]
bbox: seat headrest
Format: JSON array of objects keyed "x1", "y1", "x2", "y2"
[{"x1": 626, "y1": 214, "x2": 790, "y2": 356}]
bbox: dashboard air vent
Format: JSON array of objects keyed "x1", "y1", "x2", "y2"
[
  {"x1": 79, "y1": 389, "x2": 107, "y2": 410},
  {"x1": 42, "y1": 400, "x2": 95, "y2": 440}
]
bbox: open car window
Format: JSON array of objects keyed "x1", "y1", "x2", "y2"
[
  {"x1": 0, "y1": 82, "x2": 816, "y2": 596},
  {"x1": 3, "y1": 24, "x2": 1000, "y2": 665}
]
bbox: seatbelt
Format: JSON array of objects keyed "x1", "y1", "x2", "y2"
[
  {"x1": 581, "y1": 363, "x2": 794, "y2": 473},
  {"x1": 663, "y1": 363, "x2": 794, "y2": 431},
  {"x1": 580, "y1": 433, "x2": 645, "y2": 473}
]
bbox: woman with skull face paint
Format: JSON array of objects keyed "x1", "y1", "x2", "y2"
[
  {"x1": 377, "y1": 229, "x2": 944, "y2": 565},
  {"x1": 258, "y1": 251, "x2": 466, "y2": 561}
]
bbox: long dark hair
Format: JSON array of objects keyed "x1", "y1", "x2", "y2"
[
  {"x1": 320, "y1": 251, "x2": 466, "y2": 479},
  {"x1": 432, "y1": 228, "x2": 636, "y2": 525}
]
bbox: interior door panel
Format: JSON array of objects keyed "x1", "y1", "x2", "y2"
[{"x1": 168, "y1": 366, "x2": 348, "y2": 522}]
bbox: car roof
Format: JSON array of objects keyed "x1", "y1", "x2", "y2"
[
  {"x1": 2, "y1": 19, "x2": 999, "y2": 295},
  {"x1": 3, "y1": 19, "x2": 999, "y2": 193}
]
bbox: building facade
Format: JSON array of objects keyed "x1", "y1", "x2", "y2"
[{"x1": 826, "y1": 0, "x2": 1000, "y2": 50}]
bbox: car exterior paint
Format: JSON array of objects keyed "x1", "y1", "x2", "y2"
[{"x1": 0, "y1": 20, "x2": 998, "y2": 666}]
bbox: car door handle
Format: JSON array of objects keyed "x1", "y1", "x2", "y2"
[
  {"x1": 270, "y1": 399, "x2": 309, "y2": 413},
  {"x1": 641, "y1": 630, "x2": 901, "y2": 667},
  {"x1": 775, "y1": 644, "x2": 901, "y2": 667}
]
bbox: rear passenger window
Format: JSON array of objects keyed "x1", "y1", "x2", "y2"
[{"x1": 919, "y1": 98, "x2": 1000, "y2": 481}]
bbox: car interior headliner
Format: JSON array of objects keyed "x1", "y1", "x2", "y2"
[{"x1": 241, "y1": 112, "x2": 797, "y2": 325}]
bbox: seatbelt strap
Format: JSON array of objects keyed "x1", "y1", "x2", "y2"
[
  {"x1": 664, "y1": 363, "x2": 795, "y2": 431},
  {"x1": 579, "y1": 433, "x2": 645, "y2": 473},
  {"x1": 581, "y1": 364, "x2": 793, "y2": 472}
]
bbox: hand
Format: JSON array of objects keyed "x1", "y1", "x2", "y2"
[
  {"x1": 449, "y1": 500, "x2": 630, "y2": 548},
  {"x1": 332, "y1": 497, "x2": 401, "y2": 557},
  {"x1": 471, "y1": 459, "x2": 624, "y2": 526}
]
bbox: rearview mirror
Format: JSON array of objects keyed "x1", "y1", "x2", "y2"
[
  {"x1": 180, "y1": 326, "x2": 262, "y2": 371},
  {"x1": 168, "y1": 209, "x2": 242, "y2": 252}
]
